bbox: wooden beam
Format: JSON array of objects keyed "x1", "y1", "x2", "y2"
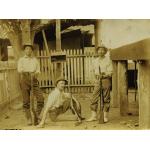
[
  {"x1": 21, "y1": 20, "x2": 31, "y2": 45},
  {"x1": 95, "y1": 19, "x2": 101, "y2": 52},
  {"x1": 55, "y1": 19, "x2": 62, "y2": 80},
  {"x1": 118, "y1": 61, "x2": 128, "y2": 116},
  {"x1": 138, "y1": 61, "x2": 150, "y2": 129},
  {"x1": 111, "y1": 61, "x2": 119, "y2": 107},
  {"x1": 56, "y1": 19, "x2": 61, "y2": 51},
  {"x1": 42, "y1": 30, "x2": 50, "y2": 53},
  {"x1": 110, "y1": 38, "x2": 150, "y2": 60}
]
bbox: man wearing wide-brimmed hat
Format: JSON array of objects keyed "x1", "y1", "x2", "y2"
[
  {"x1": 37, "y1": 77, "x2": 84, "y2": 128},
  {"x1": 87, "y1": 45, "x2": 113, "y2": 123},
  {"x1": 17, "y1": 44, "x2": 44, "y2": 126}
]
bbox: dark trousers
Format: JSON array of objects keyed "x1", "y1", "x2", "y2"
[
  {"x1": 20, "y1": 73, "x2": 44, "y2": 115},
  {"x1": 49, "y1": 99, "x2": 82, "y2": 122},
  {"x1": 90, "y1": 78, "x2": 111, "y2": 112}
]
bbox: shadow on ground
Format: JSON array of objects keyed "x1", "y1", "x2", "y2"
[{"x1": 0, "y1": 92, "x2": 139, "y2": 130}]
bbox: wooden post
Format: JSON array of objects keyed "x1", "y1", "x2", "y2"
[
  {"x1": 56, "y1": 19, "x2": 61, "y2": 51},
  {"x1": 21, "y1": 19, "x2": 31, "y2": 45},
  {"x1": 94, "y1": 19, "x2": 101, "y2": 52},
  {"x1": 138, "y1": 61, "x2": 150, "y2": 129},
  {"x1": 118, "y1": 61, "x2": 128, "y2": 116},
  {"x1": 55, "y1": 19, "x2": 62, "y2": 80},
  {"x1": 111, "y1": 61, "x2": 119, "y2": 107}
]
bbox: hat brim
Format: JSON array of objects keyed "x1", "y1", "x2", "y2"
[
  {"x1": 55, "y1": 79, "x2": 68, "y2": 86},
  {"x1": 96, "y1": 46, "x2": 108, "y2": 53},
  {"x1": 23, "y1": 44, "x2": 34, "y2": 50}
]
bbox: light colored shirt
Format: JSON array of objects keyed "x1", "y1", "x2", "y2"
[
  {"x1": 92, "y1": 54, "x2": 113, "y2": 76},
  {"x1": 45, "y1": 88, "x2": 70, "y2": 110},
  {"x1": 17, "y1": 55, "x2": 40, "y2": 73}
]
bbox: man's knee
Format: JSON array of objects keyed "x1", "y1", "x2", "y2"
[
  {"x1": 49, "y1": 111, "x2": 58, "y2": 122},
  {"x1": 63, "y1": 93, "x2": 72, "y2": 100},
  {"x1": 23, "y1": 102, "x2": 30, "y2": 109}
]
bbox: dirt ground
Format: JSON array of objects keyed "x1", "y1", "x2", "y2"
[{"x1": 0, "y1": 92, "x2": 139, "y2": 130}]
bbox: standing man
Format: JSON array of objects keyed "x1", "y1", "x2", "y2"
[
  {"x1": 87, "y1": 45, "x2": 113, "y2": 123},
  {"x1": 37, "y1": 78, "x2": 84, "y2": 128},
  {"x1": 17, "y1": 44, "x2": 44, "y2": 125}
]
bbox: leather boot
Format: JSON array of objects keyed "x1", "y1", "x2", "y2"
[
  {"x1": 24, "y1": 109, "x2": 32, "y2": 126},
  {"x1": 86, "y1": 111, "x2": 97, "y2": 122}
]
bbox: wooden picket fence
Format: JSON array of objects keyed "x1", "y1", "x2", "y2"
[
  {"x1": 0, "y1": 61, "x2": 21, "y2": 108},
  {"x1": 37, "y1": 48, "x2": 96, "y2": 93}
]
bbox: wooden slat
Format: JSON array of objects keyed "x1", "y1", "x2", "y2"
[
  {"x1": 40, "y1": 50, "x2": 44, "y2": 86},
  {"x1": 77, "y1": 50, "x2": 80, "y2": 92},
  {"x1": 74, "y1": 49, "x2": 77, "y2": 93},
  {"x1": 70, "y1": 49, "x2": 74, "y2": 85},
  {"x1": 64, "y1": 49, "x2": 67, "y2": 80},
  {"x1": 43, "y1": 50, "x2": 48, "y2": 87},
  {"x1": 66, "y1": 50, "x2": 71, "y2": 89},
  {"x1": 51, "y1": 49, "x2": 55, "y2": 86},
  {"x1": 37, "y1": 50, "x2": 41, "y2": 85},
  {"x1": 80, "y1": 49, "x2": 84, "y2": 85}
]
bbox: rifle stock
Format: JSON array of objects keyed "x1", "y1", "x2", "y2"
[
  {"x1": 98, "y1": 67, "x2": 104, "y2": 124},
  {"x1": 30, "y1": 75, "x2": 38, "y2": 125},
  {"x1": 68, "y1": 84, "x2": 82, "y2": 124}
]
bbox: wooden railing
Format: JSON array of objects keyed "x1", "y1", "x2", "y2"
[{"x1": 0, "y1": 61, "x2": 21, "y2": 108}]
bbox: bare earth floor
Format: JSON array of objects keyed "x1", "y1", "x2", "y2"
[{"x1": 0, "y1": 92, "x2": 139, "y2": 130}]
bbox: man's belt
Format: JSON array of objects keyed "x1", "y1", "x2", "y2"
[{"x1": 21, "y1": 72, "x2": 33, "y2": 76}]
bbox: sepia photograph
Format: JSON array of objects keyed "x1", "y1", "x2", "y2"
[{"x1": 0, "y1": 19, "x2": 150, "y2": 130}]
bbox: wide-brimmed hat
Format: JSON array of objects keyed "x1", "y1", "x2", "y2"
[
  {"x1": 55, "y1": 78, "x2": 68, "y2": 86},
  {"x1": 23, "y1": 44, "x2": 34, "y2": 50},
  {"x1": 96, "y1": 44, "x2": 108, "y2": 52}
]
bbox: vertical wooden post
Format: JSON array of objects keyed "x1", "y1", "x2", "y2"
[
  {"x1": 21, "y1": 19, "x2": 31, "y2": 45},
  {"x1": 118, "y1": 61, "x2": 128, "y2": 116},
  {"x1": 112, "y1": 61, "x2": 119, "y2": 107},
  {"x1": 56, "y1": 19, "x2": 61, "y2": 51},
  {"x1": 138, "y1": 61, "x2": 150, "y2": 129},
  {"x1": 55, "y1": 19, "x2": 62, "y2": 80},
  {"x1": 95, "y1": 19, "x2": 101, "y2": 52}
]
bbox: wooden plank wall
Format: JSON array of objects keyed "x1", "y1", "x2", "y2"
[
  {"x1": 0, "y1": 61, "x2": 21, "y2": 106},
  {"x1": 37, "y1": 48, "x2": 95, "y2": 93}
]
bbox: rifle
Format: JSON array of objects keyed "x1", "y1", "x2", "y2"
[
  {"x1": 30, "y1": 74, "x2": 38, "y2": 125},
  {"x1": 68, "y1": 83, "x2": 82, "y2": 126},
  {"x1": 98, "y1": 66, "x2": 104, "y2": 124}
]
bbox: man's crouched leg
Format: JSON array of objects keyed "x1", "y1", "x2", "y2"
[
  {"x1": 49, "y1": 109, "x2": 60, "y2": 122},
  {"x1": 49, "y1": 100, "x2": 70, "y2": 122}
]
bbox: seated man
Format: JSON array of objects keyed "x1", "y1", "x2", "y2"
[{"x1": 37, "y1": 78, "x2": 84, "y2": 128}]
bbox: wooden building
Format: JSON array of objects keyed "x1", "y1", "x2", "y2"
[
  {"x1": 110, "y1": 38, "x2": 150, "y2": 129},
  {"x1": 31, "y1": 19, "x2": 100, "y2": 93}
]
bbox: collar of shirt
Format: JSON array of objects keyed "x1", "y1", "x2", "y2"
[
  {"x1": 24, "y1": 55, "x2": 33, "y2": 58},
  {"x1": 55, "y1": 87, "x2": 64, "y2": 93}
]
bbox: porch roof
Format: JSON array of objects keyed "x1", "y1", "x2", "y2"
[
  {"x1": 31, "y1": 19, "x2": 96, "y2": 32},
  {"x1": 110, "y1": 38, "x2": 150, "y2": 60}
]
